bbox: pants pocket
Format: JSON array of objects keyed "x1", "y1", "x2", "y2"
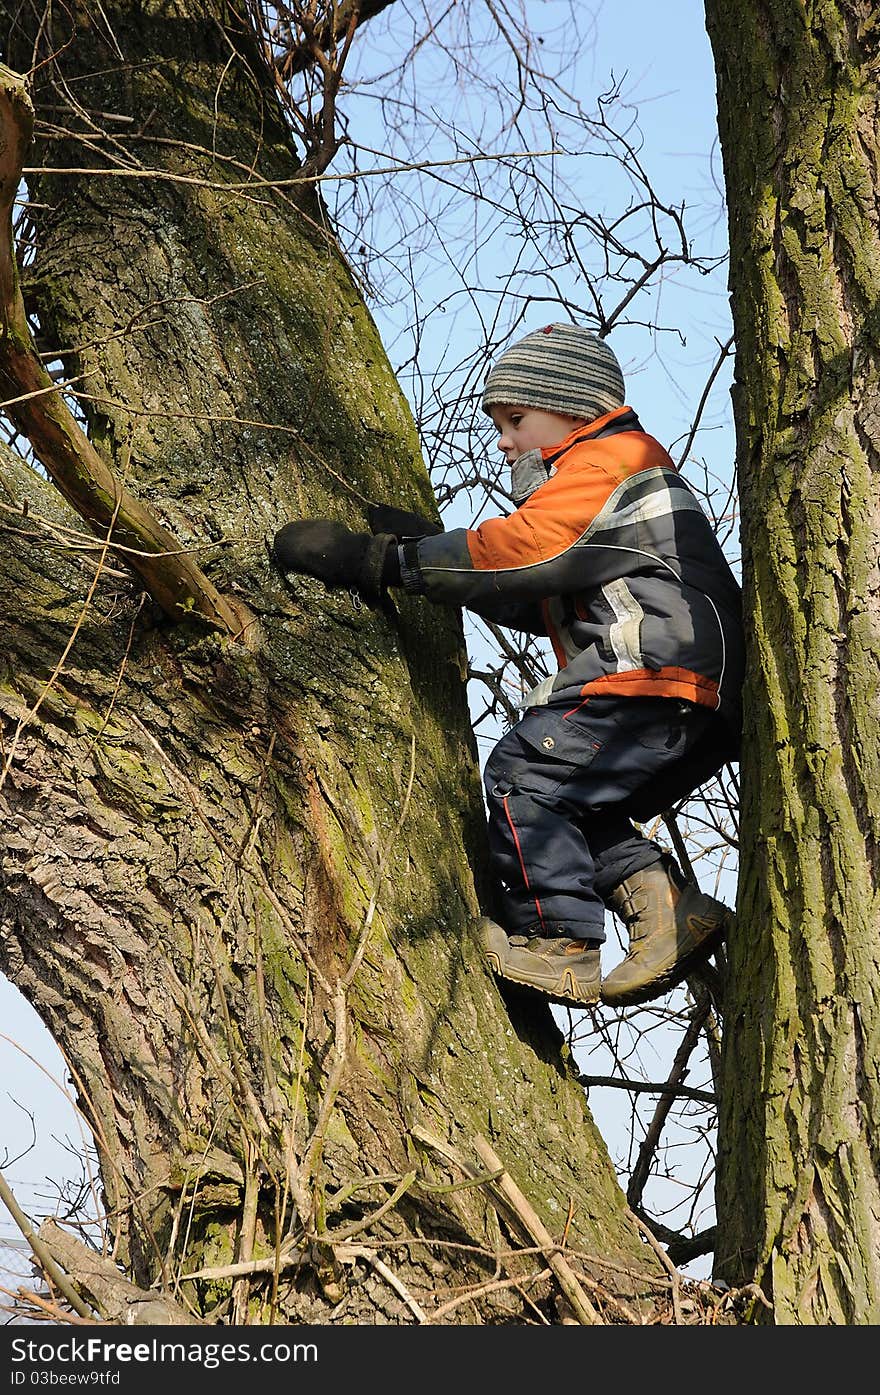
[{"x1": 489, "y1": 707, "x2": 606, "y2": 797}]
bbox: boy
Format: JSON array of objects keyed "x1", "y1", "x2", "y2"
[{"x1": 271, "y1": 323, "x2": 744, "y2": 1009}]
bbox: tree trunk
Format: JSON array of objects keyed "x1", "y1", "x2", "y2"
[
  {"x1": 705, "y1": 0, "x2": 880, "y2": 1323},
  {"x1": 0, "y1": 0, "x2": 663, "y2": 1322}
]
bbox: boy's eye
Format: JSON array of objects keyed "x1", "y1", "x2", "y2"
[{"x1": 509, "y1": 415, "x2": 522, "y2": 427}]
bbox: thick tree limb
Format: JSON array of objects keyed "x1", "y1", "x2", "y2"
[
  {"x1": 0, "y1": 64, "x2": 247, "y2": 638},
  {"x1": 38, "y1": 1220, "x2": 199, "y2": 1325}
]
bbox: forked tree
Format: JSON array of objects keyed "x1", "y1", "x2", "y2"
[{"x1": 0, "y1": 0, "x2": 877, "y2": 1327}]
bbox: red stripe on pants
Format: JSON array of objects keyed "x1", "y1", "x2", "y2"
[{"x1": 503, "y1": 793, "x2": 546, "y2": 931}]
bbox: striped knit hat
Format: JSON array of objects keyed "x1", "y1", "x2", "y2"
[{"x1": 481, "y1": 323, "x2": 625, "y2": 423}]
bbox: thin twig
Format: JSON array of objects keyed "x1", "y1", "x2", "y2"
[
  {"x1": 628, "y1": 1209, "x2": 683, "y2": 1326},
  {"x1": 24, "y1": 147, "x2": 561, "y2": 191},
  {"x1": 342, "y1": 1245, "x2": 428, "y2": 1323},
  {"x1": 472, "y1": 1135, "x2": 602, "y2": 1326},
  {"x1": 578, "y1": 1073, "x2": 714, "y2": 1105},
  {"x1": 426, "y1": 1266, "x2": 553, "y2": 1322}
]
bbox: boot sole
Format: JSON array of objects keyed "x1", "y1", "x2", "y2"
[
  {"x1": 600, "y1": 911, "x2": 730, "y2": 1008},
  {"x1": 494, "y1": 960, "x2": 600, "y2": 1006}
]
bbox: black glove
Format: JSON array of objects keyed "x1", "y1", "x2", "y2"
[
  {"x1": 272, "y1": 519, "x2": 396, "y2": 599},
  {"x1": 366, "y1": 502, "x2": 444, "y2": 540}
]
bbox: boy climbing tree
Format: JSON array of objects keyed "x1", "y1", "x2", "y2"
[{"x1": 272, "y1": 322, "x2": 744, "y2": 1007}]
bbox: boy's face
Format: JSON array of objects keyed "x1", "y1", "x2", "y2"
[{"x1": 489, "y1": 405, "x2": 586, "y2": 464}]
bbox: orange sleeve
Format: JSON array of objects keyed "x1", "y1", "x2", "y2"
[
  {"x1": 401, "y1": 431, "x2": 672, "y2": 608},
  {"x1": 464, "y1": 447, "x2": 638, "y2": 572}
]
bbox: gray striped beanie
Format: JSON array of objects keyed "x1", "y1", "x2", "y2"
[{"x1": 481, "y1": 323, "x2": 625, "y2": 423}]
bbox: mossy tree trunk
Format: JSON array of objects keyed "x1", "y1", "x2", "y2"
[
  {"x1": 0, "y1": 0, "x2": 663, "y2": 1322},
  {"x1": 705, "y1": 0, "x2": 880, "y2": 1323}
]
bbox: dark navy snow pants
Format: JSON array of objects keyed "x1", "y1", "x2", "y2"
[{"x1": 483, "y1": 694, "x2": 732, "y2": 943}]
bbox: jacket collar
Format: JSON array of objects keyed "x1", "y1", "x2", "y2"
[{"x1": 510, "y1": 406, "x2": 643, "y2": 505}]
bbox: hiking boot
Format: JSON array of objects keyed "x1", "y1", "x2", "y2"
[
  {"x1": 601, "y1": 856, "x2": 731, "y2": 1007},
  {"x1": 477, "y1": 917, "x2": 601, "y2": 1006}
]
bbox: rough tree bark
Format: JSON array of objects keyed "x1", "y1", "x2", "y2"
[
  {"x1": 0, "y1": 0, "x2": 665, "y2": 1322},
  {"x1": 706, "y1": 0, "x2": 880, "y2": 1322}
]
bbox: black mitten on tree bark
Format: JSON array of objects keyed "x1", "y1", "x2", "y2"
[{"x1": 272, "y1": 519, "x2": 398, "y2": 599}]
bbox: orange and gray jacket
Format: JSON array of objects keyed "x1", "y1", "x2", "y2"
[{"x1": 400, "y1": 407, "x2": 744, "y2": 738}]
